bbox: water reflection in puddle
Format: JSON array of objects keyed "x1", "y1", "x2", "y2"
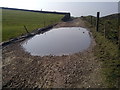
[{"x1": 22, "y1": 27, "x2": 91, "y2": 56}]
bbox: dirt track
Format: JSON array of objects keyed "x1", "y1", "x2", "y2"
[{"x1": 2, "y1": 18, "x2": 104, "y2": 88}]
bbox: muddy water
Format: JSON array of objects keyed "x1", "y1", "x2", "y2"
[{"x1": 22, "y1": 27, "x2": 91, "y2": 56}]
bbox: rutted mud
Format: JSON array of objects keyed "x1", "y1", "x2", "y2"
[{"x1": 2, "y1": 18, "x2": 104, "y2": 88}]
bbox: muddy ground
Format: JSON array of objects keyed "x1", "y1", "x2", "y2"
[{"x1": 2, "y1": 18, "x2": 105, "y2": 88}]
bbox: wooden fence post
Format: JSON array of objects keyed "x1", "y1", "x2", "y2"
[
  {"x1": 24, "y1": 25, "x2": 29, "y2": 33},
  {"x1": 96, "y1": 12, "x2": 100, "y2": 32},
  {"x1": 104, "y1": 21, "x2": 109, "y2": 38},
  {"x1": 118, "y1": 26, "x2": 120, "y2": 51},
  {"x1": 104, "y1": 23, "x2": 106, "y2": 38},
  {"x1": 44, "y1": 21, "x2": 46, "y2": 27},
  {"x1": 91, "y1": 16, "x2": 93, "y2": 25},
  {"x1": 118, "y1": 1, "x2": 120, "y2": 55}
]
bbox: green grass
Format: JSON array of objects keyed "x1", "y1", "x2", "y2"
[
  {"x1": 93, "y1": 30, "x2": 120, "y2": 88},
  {"x1": 82, "y1": 16, "x2": 120, "y2": 88},
  {"x1": 82, "y1": 14, "x2": 119, "y2": 44},
  {"x1": 2, "y1": 9, "x2": 64, "y2": 41}
]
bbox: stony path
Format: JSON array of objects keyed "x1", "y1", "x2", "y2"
[{"x1": 2, "y1": 18, "x2": 104, "y2": 88}]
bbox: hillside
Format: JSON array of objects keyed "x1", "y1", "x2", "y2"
[
  {"x1": 101, "y1": 13, "x2": 119, "y2": 20},
  {"x1": 2, "y1": 8, "x2": 64, "y2": 41}
]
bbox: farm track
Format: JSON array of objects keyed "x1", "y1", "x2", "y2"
[{"x1": 2, "y1": 18, "x2": 105, "y2": 88}]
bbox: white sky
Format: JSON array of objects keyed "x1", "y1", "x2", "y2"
[
  {"x1": 0, "y1": 0, "x2": 119, "y2": 8},
  {"x1": 0, "y1": 0, "x2": 119, "y2": 17}
]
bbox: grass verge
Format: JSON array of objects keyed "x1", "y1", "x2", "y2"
[{"x1": 83, "y1": 19, "x2": 120, "y2": 88}]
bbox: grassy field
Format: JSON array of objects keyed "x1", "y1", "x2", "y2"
[
  {"x1": 2, "y1": 9, "x2": 64, "y2": 41},
  {"x1": 81, "y1": 14, "x2": 120, "y2": 88}
]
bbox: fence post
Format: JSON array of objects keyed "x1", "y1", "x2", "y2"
[
  {"x1": 91, "y1": 16, "x2": 93, "y2": 25},
  {"x1": 118, "y1": 26, "x2": 120, "y2": 51},
  {"x1": 24, "y1": 25, "x2": 29, "y2": 33},
  {"x1": 104, "y1": 23, "x2": 106, "y2": 38},
  {"x1": 44, "y1": 21, "x2": 46, "y2": 27},
  {"x1": 96, "y1": 12, "x2": 100, "y2": 32},
  {"x1": 118, "y1": 0, "x2": 120, "y2": 51}
]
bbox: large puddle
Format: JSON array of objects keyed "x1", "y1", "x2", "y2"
[{"x1": 22, "y1": 27, "x2": 91, "y2": 56}]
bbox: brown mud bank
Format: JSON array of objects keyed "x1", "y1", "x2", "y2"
[{"x1": 2, "y1": 18, "x2": 104, "y2": 88}]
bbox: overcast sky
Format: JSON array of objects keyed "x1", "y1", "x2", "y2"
[{"x1": 0, "y1": 0, "x2": 119, "y2": 17}]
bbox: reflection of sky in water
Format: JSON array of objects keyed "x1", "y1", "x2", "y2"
[{"x1": 22, "y1": 27, "x2": 91, "y2": 56}]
